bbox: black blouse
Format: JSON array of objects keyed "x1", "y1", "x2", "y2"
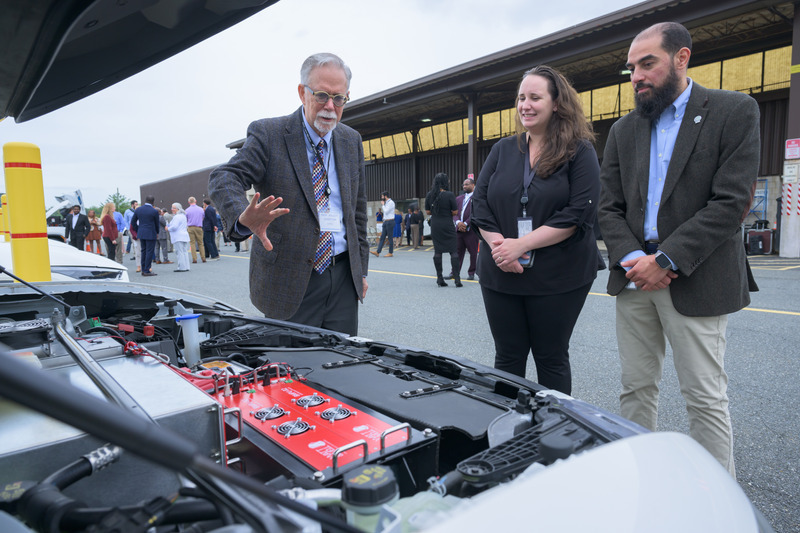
[{"x1": 471, "y1": 135, "x2": 602, "y2": 295}]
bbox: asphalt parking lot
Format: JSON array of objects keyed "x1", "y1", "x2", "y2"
[{"x1": 138, "y1": 242, "x2": 800, "y2": 533}]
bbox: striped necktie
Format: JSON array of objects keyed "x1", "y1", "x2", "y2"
[{"x1": 312, "y1": 139, "x2": 332, "y2": 273}]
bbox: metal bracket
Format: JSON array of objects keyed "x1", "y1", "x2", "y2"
[
  {"x1": 322, "y1": 356, "x2": 379, "y2": 369},
  {"x1": 400, "y1": 381, "x2": 459, "y2": 398}
]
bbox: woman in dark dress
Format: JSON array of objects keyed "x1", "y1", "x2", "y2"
[
  {"x1": 425, "y1": 172, "x2": 461, "y2": 287},
  {"x1": 471, "y1": 65, "x2": 602, "y2": 394}
]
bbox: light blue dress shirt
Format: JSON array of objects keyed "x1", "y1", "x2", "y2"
[
  {"x1": 300, "y1": 111, "x2": 347, "y2": 256},
  {"x1": 620, "y1": 79, "x2": 693, "y2": 271}
]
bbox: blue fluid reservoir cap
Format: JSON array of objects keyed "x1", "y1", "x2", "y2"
[{"x1": 174, "y1": 313, "x2": 202, "y2": 322}]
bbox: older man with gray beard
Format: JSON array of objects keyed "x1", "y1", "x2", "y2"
[{"x1": 209, "y1": 53, "x2": 369, "y2": 336}]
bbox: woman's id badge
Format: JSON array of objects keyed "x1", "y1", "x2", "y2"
[{"x1": 516, "y1": 217, "x2": 535, "y2": 268}]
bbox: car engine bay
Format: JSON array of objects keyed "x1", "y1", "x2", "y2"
[{"x1": 0, "y1": 281, "x2": 669, "y2": 532}]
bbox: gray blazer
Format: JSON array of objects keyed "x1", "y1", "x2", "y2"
[
  {"x1": 598, "y1": 83, "x2": 759, "y2": 317},
  {"x1": 209, "y1": 108, "x2": 368, "y2": 320}
]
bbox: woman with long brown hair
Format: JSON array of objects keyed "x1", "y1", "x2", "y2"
[
  {"x1": 100, "y1": 202, "x2": 118, "y2": 261},
  {"x1": 471, "y1": 65, "x2": 603, "y2": 394}
]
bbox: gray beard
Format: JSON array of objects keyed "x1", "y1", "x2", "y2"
[{"x1": 314, "y1": 114, "x2": 338, "y2": 135}]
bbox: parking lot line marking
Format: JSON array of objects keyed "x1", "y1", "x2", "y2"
[{"x1": 743, "y1": 306, "x2": 800, "y2": 316}]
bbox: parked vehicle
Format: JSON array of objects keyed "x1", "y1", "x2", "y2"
[{"x1": 0, "y1": 2, "x2": 774, "y2": 532}]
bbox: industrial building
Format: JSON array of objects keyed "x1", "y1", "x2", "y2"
[{"x1": 141, "y1": 0, "x2": 800, "y2": 256}]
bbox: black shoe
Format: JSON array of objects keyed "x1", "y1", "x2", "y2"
[
  {"x1": 437, "y1": 279, "x2": 448, "y2": 287},
  {"x1": 455, "y1": 279, "x2": 463, "y2": 288},
  {"x1": 174, "y1": 269, "x2": 188, "y2": 272},
  {"x1": 443, "y1": 274, "x2": 454, "y2": 280},
  {"x1": 142, "y1": 272, "x2": 157, "y2": 277},
  {"x1": 468, "y1": 275, "x2": 475, "y2": 281}
]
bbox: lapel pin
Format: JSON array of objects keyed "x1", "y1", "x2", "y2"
[{"x1": 694, "y1": 115, "x2": 701, "y2": 124}]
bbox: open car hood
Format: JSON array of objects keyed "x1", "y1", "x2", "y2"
[{"x1": 1, "y1": 0, "x2": 278, "y2": 122}]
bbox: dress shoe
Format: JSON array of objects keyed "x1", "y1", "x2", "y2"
[
  {"x1": 163, "y1": 261, "x2": 173, "y2": 264},
  {"x1": 455, "y1": 279, "x2": 463, "y2": 288},
  {"x1": 142, "y1": 272, "x2": 157, "y2": 276},
  {"x1": 385, "y1": 253, "x2": 393, "y2": 257},
  {"x1": 202, "y1": 259, "x2": 207, "y2": 263},
  {"x1": 437, "y1": 278, "x2": 448, "y2": 287},
  {"x1": 173, "y1": 269, "x2": 188, "y2": 272},
  {"x1": 192, "y1": 260, "x2": 197, "y2": 264},
  {"x1": 155, "y1": 261, "x2": 162, "y2": 264},
  {"x1": 468, "y1": 275, "x2": 475, "y2": 281},
  {"x1": 443, "y1": 274, "x2": 454, "y2": 280},
  {"x1": 370, "y1": 251, "x2": 379, "y2": 257}
]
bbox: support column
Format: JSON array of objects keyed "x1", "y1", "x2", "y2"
[
  {"x1": 781, "y1": 6, "x2": 800, "y2": 257},
  {"x1": 466, "y1": 93, "x2": 479, "y2": 180}
]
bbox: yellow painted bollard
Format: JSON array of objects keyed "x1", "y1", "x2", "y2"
[
  {"x1": 3, "y1": 142, "x2": 51, "y2": 282},
  {"x1": 0, "y1": 194, "x2": 7, "y2": 242}
]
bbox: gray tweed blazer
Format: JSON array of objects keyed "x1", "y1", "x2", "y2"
[
  {"x1": 598, "y1": 83, "x2": 760, "y2": 317},
  {"x1": 209, "y1": 107, "x2": 368, "y2": 319}
]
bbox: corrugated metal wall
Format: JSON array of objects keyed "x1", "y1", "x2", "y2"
[
  {"x1": 364, "y1": 141, "x2": 502, "y2": 201},
  {"x1": 364, "y1": 157, "x2": 414, "y2": 200},
  {"x1": 759, "y1": 96, "x2": 788, "y2": 177}
]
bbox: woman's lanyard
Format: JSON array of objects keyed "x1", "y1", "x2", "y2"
[
  {"x1": 521, "y1": 157, "x2": 538, "y2": 218},
  {"x1": 302, "y1": 126, "x2": 332, "y2": 197}
]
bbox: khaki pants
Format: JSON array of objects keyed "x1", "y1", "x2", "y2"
[
  {"x1": 187, "y1": 226, "x2": 205, "y2": 262},
  {"x1": 616, "y1": 287, "x2": 735, "y2": 477},
  {"x1": 411, "y1": 225, "x2": 420, "y2": 249}
]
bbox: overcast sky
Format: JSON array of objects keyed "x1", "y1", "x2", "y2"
[{"x1": 1, "y1": 0, "x2": 642, "y2": 208}]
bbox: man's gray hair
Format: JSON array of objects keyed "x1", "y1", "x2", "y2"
[{"x1": 300, "y1": 53, "x2": 352, "y2": 89}]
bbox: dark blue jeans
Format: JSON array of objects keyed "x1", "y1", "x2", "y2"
[{"x1": 376, "y1": 220, "x2": 395, "y2": 254}]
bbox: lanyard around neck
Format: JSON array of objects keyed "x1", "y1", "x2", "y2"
[{"x1": 302, "y1": 126, "x2": 332, "y2": 173}]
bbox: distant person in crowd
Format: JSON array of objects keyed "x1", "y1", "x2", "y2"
[
  {"x1": 130, "y1": 195, "x2": 160, "y2": 277},
  {"x1": 209, "y1": 52, "x2": 369, "y2": 336},
  {"x1": 235, "y1": 234, "x2": 251, "y2": 253},
  {"x1": 124, "y1": 200, "x2": 138, "y2": 256},
  {"x1": 168, "y1": 202, "x2": 190, "y2": 272},
  {"x1": 471, "y1": 65, "x2": 602, "y2": 394},
  {"x1": 217, "y1": 211, "x2": 231, "y2": 249},
  {"x1": 162, "y1": 206, "x2": 174, "y2": 253},
  {"x1": 417, "y1": 205, "x2": 425, "y2": 247},
  {"x1": 598, "y1": 22, "x2": 760, "y2": 477},
  {"x1": 404, "y1": 207, "x2": 413, "y2": 246},
  {"x1": 393, "y1": 208, "x2": 403, "y2": 249},
  {"x1": 65, "y1": 205, "x2": 91, "y2": 251},
  {"x1": 100, "y1": 202, "x2": 118, "y2": 261},
  {"x1": 202, "y1": 198, "x2": 220, "y2": 260},
  {"x1": 371, "y1": 191, "x2": 395, "y2": 257},
  {"x1": 409, "y1": 204, "x2": 423, "y2": 250},
  {"x1": 185, "y1": 196, "x2": 205, "y2": 263},
  {"x1": 447, "y1": 178, "x2": 479, "y2": 281},
  {"x1": 425, "y1": 173, "x2": 461, "y2": 287},
  {"x1": 112, "y1": 206, "x2": 126, "y2": 263},
  {"x1": 155, "y1": 208, "x2": 171, "y2": 264},
  {"x1": 86, "y1": 209, "x2": 102, "y2": 254}
]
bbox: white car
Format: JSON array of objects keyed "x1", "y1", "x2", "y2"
[{"x1": 0, "y1": 239, "x2": 128, "y2": 282}]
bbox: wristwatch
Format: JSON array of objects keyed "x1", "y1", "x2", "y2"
[{"x1": 654, "y1": 251, "x2": 672, "y2": 270}]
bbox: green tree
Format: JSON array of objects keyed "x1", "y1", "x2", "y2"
[{"x1": 105, "y1": 189, "x2": 132, "y2": 214}]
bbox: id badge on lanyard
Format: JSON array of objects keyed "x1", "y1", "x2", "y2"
[{"x1": 517, "y1": 158, "x2": 537, "y2": 268}]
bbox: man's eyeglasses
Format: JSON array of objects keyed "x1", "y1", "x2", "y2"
[{"x1": 304, "y1": 85, "x2": 349, "y2": 107}]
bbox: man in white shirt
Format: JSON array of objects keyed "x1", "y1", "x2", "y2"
[{"x1": 371, "y1": 191, "x2": 395, "y2": 258}]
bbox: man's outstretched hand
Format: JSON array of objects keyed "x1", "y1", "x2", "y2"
[{"x1": 237, "y1": 193, "x2": 290, "y2": 250}]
